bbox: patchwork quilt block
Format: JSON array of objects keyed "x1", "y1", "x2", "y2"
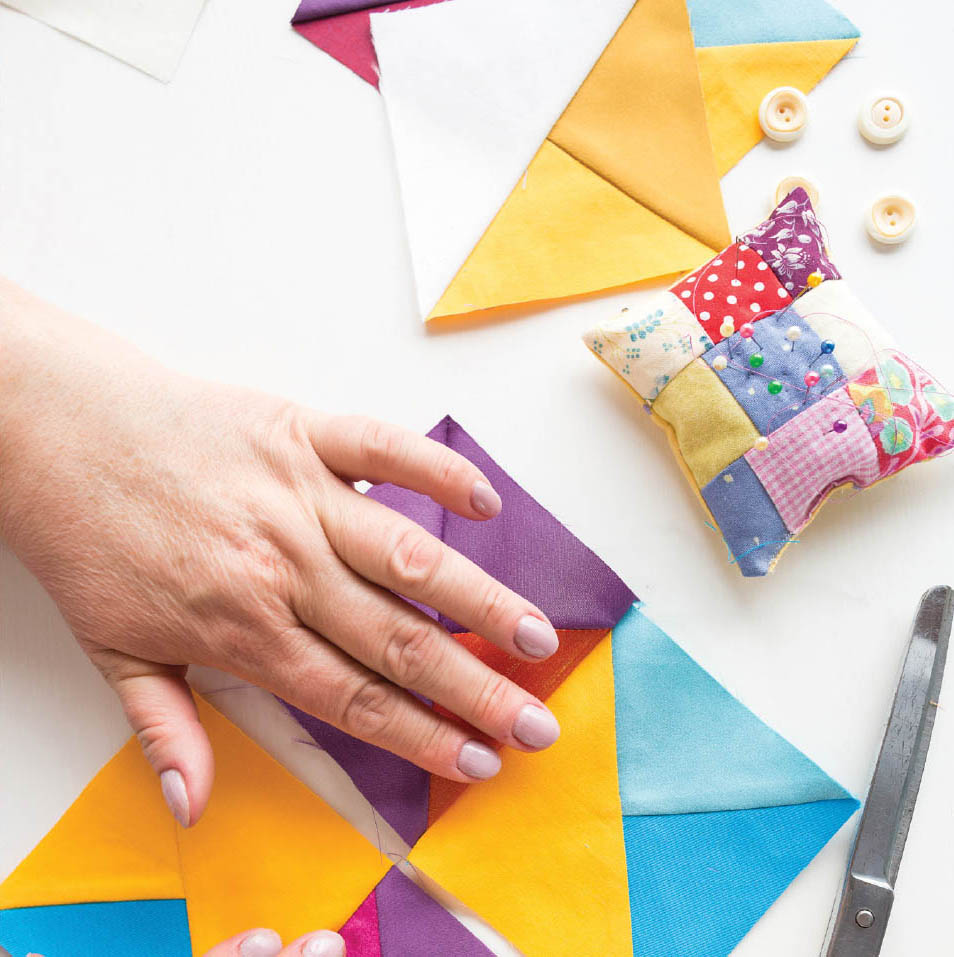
[
  {"x1": 585, "y1": 188, "x2": 954, "y2": 576},
  {"x1": 3, "y1": 419, "x2": 859, "y2": 957}
]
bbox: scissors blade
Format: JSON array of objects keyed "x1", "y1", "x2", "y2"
[{"x1": 825, "y1": 585, "x2": 953, "y2": 957}]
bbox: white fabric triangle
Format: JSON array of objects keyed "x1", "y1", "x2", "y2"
[{"x1": 371, "y1": 0, "x2": 637, "y2": 319}]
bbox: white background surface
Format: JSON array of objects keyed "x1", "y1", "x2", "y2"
[{"x1": 1, "y1": 1, "x2": 952, "y2": 955}]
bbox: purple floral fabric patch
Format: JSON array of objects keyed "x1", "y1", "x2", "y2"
[{"x1": 740, "y1": 188, "x2": 841, "y2": 296}]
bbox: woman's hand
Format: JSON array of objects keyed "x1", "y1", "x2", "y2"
[
  {"x1": 0, "y1": 279, "x2": 561, "y2": 827},
  {"x1": 203, "y1": 928, "x2": 345, "y2": 957}
]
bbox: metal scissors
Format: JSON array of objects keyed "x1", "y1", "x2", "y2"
[{"x1": 824, "y1": 585, "x2": 953, "y2": 956}]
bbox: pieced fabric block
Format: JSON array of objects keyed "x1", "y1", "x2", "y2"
[
  {"x1": 670, "y1": 241, "x2": 792, "y2": 344},
  {"x1": 652, "y1": 359, "x2": 760, "y2": 487},
  {"x1": 745, "y1": 389, "x2": 881, "y2": 533},
  {"x1": 701, "y1": 305, "x2": 846, "y2": 435},
  {"x1": 3, "y1": 420, "x2": 859, "y2": 957},
  {"x1": 589, "y1": 294, "x2": 713, "y2": 401},
  {"x1": 584, "y1": 187, "x2": 953, "y2": 576}
]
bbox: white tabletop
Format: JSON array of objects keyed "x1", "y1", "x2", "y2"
[{"x1": 1, "y1": 1, "x2": 952, "y2": 954}]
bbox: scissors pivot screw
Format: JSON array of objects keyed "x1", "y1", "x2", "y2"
[{"x1": 854, "y1": 909, "x2": 875, "y2": 929}]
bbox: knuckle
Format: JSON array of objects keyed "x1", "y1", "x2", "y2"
[
  {"x1": 339, "y1": 676, "x2": 397, "y2": 742},
  {"x1": 134, "y1": 718, "x2": 174, "y2": 763},
  {"x1": 359, "y1": 419, "x2": 405, "y2": 471},
  {"x1": 470, "y1": 672, "x2": 513, "y2": 730},
  {"x1": 434, "y1": 450, "x2": 470, "y2": 490},
  {"x1": 388, "y1": 526, "x2": 443, "y2": 591},
  {"x1": 474, "y1": 579, "x2": 510, "y2": 631},
  {"x1": 383, "y1": 617, "x2": 439, "y2": 688}
]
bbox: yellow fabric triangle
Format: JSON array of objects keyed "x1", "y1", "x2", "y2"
[
  {"x1": 409, "y1": 635, "x2": 630, "y2": 957},
  {"x1": 0, "y1": 737, "x2": 184, "y2": 911},
  {"x1": 178, "y1": 699, "x2": 390, "y2": 956},
  {"x1": 428, "y1": 140, "x2": 718, "y2": 321},
  {"x1": 699, "y1": 38, "x2": 859, "y2": 175},
  {"x1": 0, "y1": 698, "x2": 390, "y2": 956},
  {"x1": 550, "y1": 0, "x2": 730, "y2": 252}
]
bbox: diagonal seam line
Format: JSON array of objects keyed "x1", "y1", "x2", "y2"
[
  {"x1": 622, "y1": 796, "x2": 859, "y2": 818},
  {"x1": 427, "y1": 137, "x2": 720, "y2": 319},
  {"x1": 545, "y1": 138, "x2": 725, "y2": 253}
]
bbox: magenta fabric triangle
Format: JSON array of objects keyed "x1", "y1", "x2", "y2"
[
  {"x1": 339, "y1": 885, "x2": 383, "y2": 957},
  {"x1": 372, "y1": 416, "x2": 636, "y2": 632},
  {"x1": 339, "y1": 868, "x2": 494, "y2": 957}
]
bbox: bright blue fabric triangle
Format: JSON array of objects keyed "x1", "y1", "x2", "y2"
[
  {"x1": 623, "y1": 800, "x2": 858, "y2": 957},
  {"x1": 613, "y1": 604, "x2": 853, "y2": 815},
  {"x1": 0, "y1": 899, "x2": 191, "y2": 957},
  {"x1": 687, "y1": 0, "x2": 860, "y2": 48}
]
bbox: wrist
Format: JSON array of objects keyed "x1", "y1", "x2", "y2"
[{"x1": 0, "y1": 279, "x2": 156, "y2": 550}]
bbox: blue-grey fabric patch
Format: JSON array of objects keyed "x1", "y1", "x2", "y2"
[
  {"x1": 702, "y1": 306, "x2": 846, "y2": 436},
  {"x1": 687, "y1": 0, "x2": 860, "y2": 49},
  {"x1": 701, "y1": 458, "x2": 791, "y2": 576}
]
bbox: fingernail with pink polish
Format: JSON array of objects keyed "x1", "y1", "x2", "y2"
[
  {"x1": 160, "y1": 769, "x2": 190, "y2": 828},
  {"x1": 514, "y1": 615, "x2": 559, "y2": 659},
  {"x1": 457, "y1": 741, "x2": 502, "y2": 780},
  {"x1": 240, "y1": 930, "x2": 282, "y2": 957},
  {"x1": 471, "y1": 480, "x2": 502, "y2": 517},
  {"x1": 303, "y1": 931, "x2": 347, "y2": 957},
  {"x1": 513, "y1": 704, "x2": 561, "y2": 750}
]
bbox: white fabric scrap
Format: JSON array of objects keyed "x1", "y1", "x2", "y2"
[
  {"x1": 371, "y1": 0, "x2": 637, "y2": 319},
  {"x1": 2, "y1": 0, "x2": 208, "y2": 82}
]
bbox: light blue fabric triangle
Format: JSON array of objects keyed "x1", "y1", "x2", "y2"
[
  {"x1": 0, "y1": 899, "x2": 191, "y2": 957},
  {"x1": 613, "y1": 604, "x2": 853, "y2": 815},
  {"x1": 687, "y1": 0, "x2": 860, "y2": 48},
  {"x1": 623, "y1": 800, "x2": 858, "y2": 957}
]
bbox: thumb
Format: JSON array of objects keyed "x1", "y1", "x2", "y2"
[{"x1": 94, "y1": 649, "x2": 214, "y2": 827}]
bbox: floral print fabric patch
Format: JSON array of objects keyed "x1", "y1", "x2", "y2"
[
  {"x1": 740, "y1": 189, "x2": 841, "y2": 295},
  {"x1": 584, "y1": 188, "x2": 953, "y2": 576}
]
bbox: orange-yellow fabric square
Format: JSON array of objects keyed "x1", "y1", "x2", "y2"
[
  {"x1": 651, "y1": 358, "x2": 760, "y2": 488},
  {"x1": 409, "y1": 636, "x2": 631, "y2": 957}
]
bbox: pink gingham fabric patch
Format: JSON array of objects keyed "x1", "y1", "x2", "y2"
[{"x1": 745, "y1": 388, "x2": 881, "y2": 532}]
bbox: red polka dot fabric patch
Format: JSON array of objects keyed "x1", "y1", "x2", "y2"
[{"x1": 670, "y1": 242, "x2": 792, "y2": 345}]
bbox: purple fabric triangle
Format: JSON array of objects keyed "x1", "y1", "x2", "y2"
[
  {"x1": 285, "y1": 701, "x2": 430, "y2": 846},
  {"x1": 407, "y1": 416, "x2": 636, "y2": 631},
  {"x1": 293, "y1": 0, "x2": 382, "y2": 21},
  {"x1": 376, "y1": 868, "x2": 494, "y2": 956}
]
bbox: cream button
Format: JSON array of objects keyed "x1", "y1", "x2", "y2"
[
  {"x1": 866, "y1": 194, "x2": 916, "y2": 245},
  {"x1": 775, "y1": 175, "x2": 820, "y2": 209},
  {"x1": 859, "y1": 92, "x2": 909, "y2": 145},
  {"x1": 759, "y1": 87, "x2": 809, "y2": 142}
]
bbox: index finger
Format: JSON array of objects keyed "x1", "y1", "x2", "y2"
[{"x1": 308, "y1": 415, "x2": 502, "y2": 521}]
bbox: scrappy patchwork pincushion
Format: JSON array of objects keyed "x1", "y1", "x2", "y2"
[{"x1": 584, "y1": 188, "x2": 954, "y2": 576}]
